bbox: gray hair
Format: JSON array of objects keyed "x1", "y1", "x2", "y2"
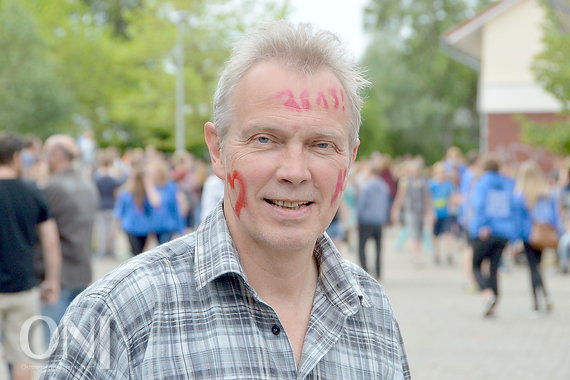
[{"x1": 212, "y1": 21, "x2": 369, "y2": 149}]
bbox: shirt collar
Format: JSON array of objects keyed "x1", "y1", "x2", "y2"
[
  {"x1": 313, "y1": 234, "x2": 371, "y2": 314},
  {"x1": 194, "y1": 202, "x2": 369, "y2": 315},
  {"x1": 194, "y1": 202, "x2": 245, "y2": 291}
]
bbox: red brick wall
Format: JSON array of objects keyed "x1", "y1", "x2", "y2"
[{"x1": 486, "y1": 113, "x2": 565, "y2": 173}]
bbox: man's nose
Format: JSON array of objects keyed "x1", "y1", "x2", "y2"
[{"x1": 276, "y1": 145, "x2": 310, "y2": 185}]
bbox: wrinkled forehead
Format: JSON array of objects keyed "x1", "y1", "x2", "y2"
[{"x1": 240, "y1": 61, "x2": 344, "y2": 104}]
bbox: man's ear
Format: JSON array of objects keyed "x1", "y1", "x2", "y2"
[
  {"x1": 204, "y1": 122, "x2": 225, "y2": 179},
  {"x1": 351, "y1": 139, "x2": 360, "y2": 163}
]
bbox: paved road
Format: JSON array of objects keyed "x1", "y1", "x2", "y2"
[
  {"x1": 341, "y1": 227, "x2": 570, "y2": 380},
  {"x1": 91, "y1": 227, "x2": 570, "y2": 380}
]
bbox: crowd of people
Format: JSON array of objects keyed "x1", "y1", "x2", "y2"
[
  {"x1": 338, "y1": 147, "x2": 570, "y2": 320},
  {"x1": 2, "y1": 128, "x2": 570, "y2": 378}
]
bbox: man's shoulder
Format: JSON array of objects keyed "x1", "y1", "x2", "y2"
[{"x1": 75, "y1": 233, "x2": 197, "y2": 314}]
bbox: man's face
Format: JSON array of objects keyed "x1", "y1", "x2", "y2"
[{"x1": 206, "y1": 60, "x2": 358, "y2": 255}]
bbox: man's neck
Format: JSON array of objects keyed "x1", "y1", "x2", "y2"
[
  {"x1": 238, "y1": 244, "x2": 319, "y2": 304},
  {"x1": 0, "y1": 165, "x2": 18, "y2": 179}
]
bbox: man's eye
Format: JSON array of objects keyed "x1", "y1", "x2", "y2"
[
  {"x1": 316, "y1": 142, "x2": 331, "y2": 149},
  {"x1": 256, "y1": 136, "x2": 271, "y2": 144}
]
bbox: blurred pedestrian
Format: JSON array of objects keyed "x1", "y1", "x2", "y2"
[
  {"x1": 200, "y1": 169, "x2": 224, "y2": 221},
  {"x1": 93, "y1": 149, "x2": 122, "y2": 258},
  {"x1": 114, "y1": 165, "x2": 159, "y2": 255},
  {"x1": 429, "y1": 161, "x2": 454, "y2": 265},
  {"x1": 469, "y1": 155, "x2": 517, "y2": 318},
  {"x1": 0, "y1": 132, "x2": 61, "y2": 380},
  {"x1": 76, "y1": 130, "x2": 97, "y2": 179},
  {"x1": 557, "y1": 157, "x2": 570, "y2": 274},
  {"x1": 40, "y1": 134, "x2": 99, "y2": 333},
  {"x1": 514, "y1": 161, "x2": 562, "y2": 315},
  {"x1": 392, "y1": 157, "x2": 433, "y2": 267},
  {"x1": 357, "y1": 159, "x2": 391, "y2": 280},
  {"x1": 457, "y1": 150, "x2": 482, "y2": 291},
  {"x1": 171, "y1": 150, "x2": 199, "y2": 231},
  {"x1": 146, "y1": 157, "x2": 186, "y2": 244}
]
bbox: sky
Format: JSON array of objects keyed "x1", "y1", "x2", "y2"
[{"x1": 287, "y1": 0, "x2": 370, "y2": 60}]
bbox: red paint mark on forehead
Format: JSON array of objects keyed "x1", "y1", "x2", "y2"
[
  {"x1": 328, "y1": 88, "x2": 340, "y2": 110},
  {"x1": 276, "y1": 89, "x2": 302, "y2": 112},
  {"x1": 316, "y1": 92, "x2": 329, "y2": 109},
  {"x1": 331, "y1": 169, "x2": 347, "y2": 205},
  {"x1": 227, "y1": 171, "x2": 247, "y2": 219},
  {"x1": 300, "y1": 90, "x2": 311, "y2": 111},
  {"x1": 274, "y1": 88, "x2": 345, "y2": 113}
]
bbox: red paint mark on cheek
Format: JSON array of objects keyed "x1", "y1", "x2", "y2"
[
  {"x1": 340, "y1": 89, "x2": 346, "y2": 112},
  {"x1": 227, "y1": 171, "x2": 247, "y2": 219},
  {"x1": 331, "y1": 169, "x2": 347, "y2": 204}
]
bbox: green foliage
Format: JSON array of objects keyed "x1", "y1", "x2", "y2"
[
  {"x1": 7, "y1": 0, "x2": 288, "y2": 152},
  {"x1": 0, "y1": 0, "x2": 74, "y2": 137},
  {"x1": 360, "y1": 0, "x2": 490, "y2": 162},
  {"x1": 533, "y1": 0, "x2": 570, "y2": 107},
  {"x1": 519, "y1": 115, "x2": 570, "y2": 155},
  {"x1": 522, "y1": 0, "x2": 570, "y2": 154}
]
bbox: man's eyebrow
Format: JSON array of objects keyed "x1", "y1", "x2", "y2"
[
  {"x1": 240, "y1": 125, "x2": 345, "y2": 142},
  {"x1": 309, "y1": 131, "x2": 343, "y2": 141},
  {"x1": 240, "y1": 124, "x2": 282, "y2": 137}
]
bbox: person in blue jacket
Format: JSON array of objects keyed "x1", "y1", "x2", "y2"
[
  {"x1": 469, "y1": 155, "x2": 517, "y2": 318},
  {"x1": 114, "y1": 166, "x2": 159, "y2": 255},
  {"x1": 146, "y1": 158, "x2": 186, "y2": 244},
  {"x1": 513, "y1": 161, "x2": 562, "y2": 315}
]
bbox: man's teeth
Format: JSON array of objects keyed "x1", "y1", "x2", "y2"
[{"x1": 271, "y1": 200, "x2": 309, "y2": 208}]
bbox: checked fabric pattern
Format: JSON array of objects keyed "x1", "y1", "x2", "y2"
[{"x1": 41, "y1": 202, "x2": 411, "y2": 379}]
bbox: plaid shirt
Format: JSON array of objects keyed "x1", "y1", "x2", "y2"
[{"x1": 41, "y1": 203, "x2": 411, "y2": 379}]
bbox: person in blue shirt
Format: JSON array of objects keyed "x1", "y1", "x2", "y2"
[
  {"x1": 429, "y1": 161, "x2": 455, "y2": 265},
  {"x1": 357, "y1": 160, "x2": 391, "y2": 280},
  {"x1": 469, "y1": 155, "x2": 517, "y2": 318},
  {"x1": 557, "y1": 159, "x2": 570, "y2": 274},
  {"x1": 114, "y1": 165, "x2": 159, "y2": 255},
  {"x1": 146, "y1": 158, "x2": 186, "y2": 244},
  {"x1": 513, "y1": 161, "x2": 562, "y2": 315}
]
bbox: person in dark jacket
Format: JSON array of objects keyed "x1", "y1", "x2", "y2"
[
  {"x1": 469, "y1": 155, "x2": 517, "y2": 318},
  {"x1": 357, "y1": 159, "x2": 391, "y2": 280}
]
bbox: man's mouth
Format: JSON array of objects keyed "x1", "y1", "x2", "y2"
[{"x1": 265, "y1": 199, "x2": 313, "y2": 210}]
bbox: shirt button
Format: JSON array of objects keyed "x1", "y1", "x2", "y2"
[{"x1": 271, "y1": 324, "x2": 281, "y2": 335}]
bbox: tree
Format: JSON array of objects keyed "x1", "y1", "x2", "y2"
[
  {"x1": 360, "y1": 0, "x2": 491, "y2": 162},
  {"x1": 0, "y1": 0, "x2": 74, "y2": 137},
  {"x1": 522, "y1": 0, "x2": 570, "y2": 154},
  {"x1": 18, "y1": 0, "x2": 288, "y2": 151}
]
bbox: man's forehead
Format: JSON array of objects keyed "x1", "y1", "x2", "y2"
[
  {"x1": 241, "y1": 60, "x2": 338, "y2": 89},
  {"x1": 235, "y1": 61, "x2": 347, "y2": 112}
]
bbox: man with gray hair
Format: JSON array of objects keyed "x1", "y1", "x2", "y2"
[
  {"x1": 40, "y1": 134, "x2": 99, "y2": 338},
  {"x1": 42, "y1": 22, "x2": 410, "y2": 379}
]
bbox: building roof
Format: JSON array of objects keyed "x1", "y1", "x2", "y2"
[{"x1": 441, "y1": 0, "x2": 523, "y2": 69}]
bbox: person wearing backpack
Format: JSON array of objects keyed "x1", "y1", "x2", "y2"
[
  {"x1": 469, "y1": 155, "x2": 517, "y2": 318},
  {"x1": 514, "y1": 161, "x2": 563, "y2": 315},
  {"x1": 557, "y1": 159, "x2": 570, "y2": 274}
]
